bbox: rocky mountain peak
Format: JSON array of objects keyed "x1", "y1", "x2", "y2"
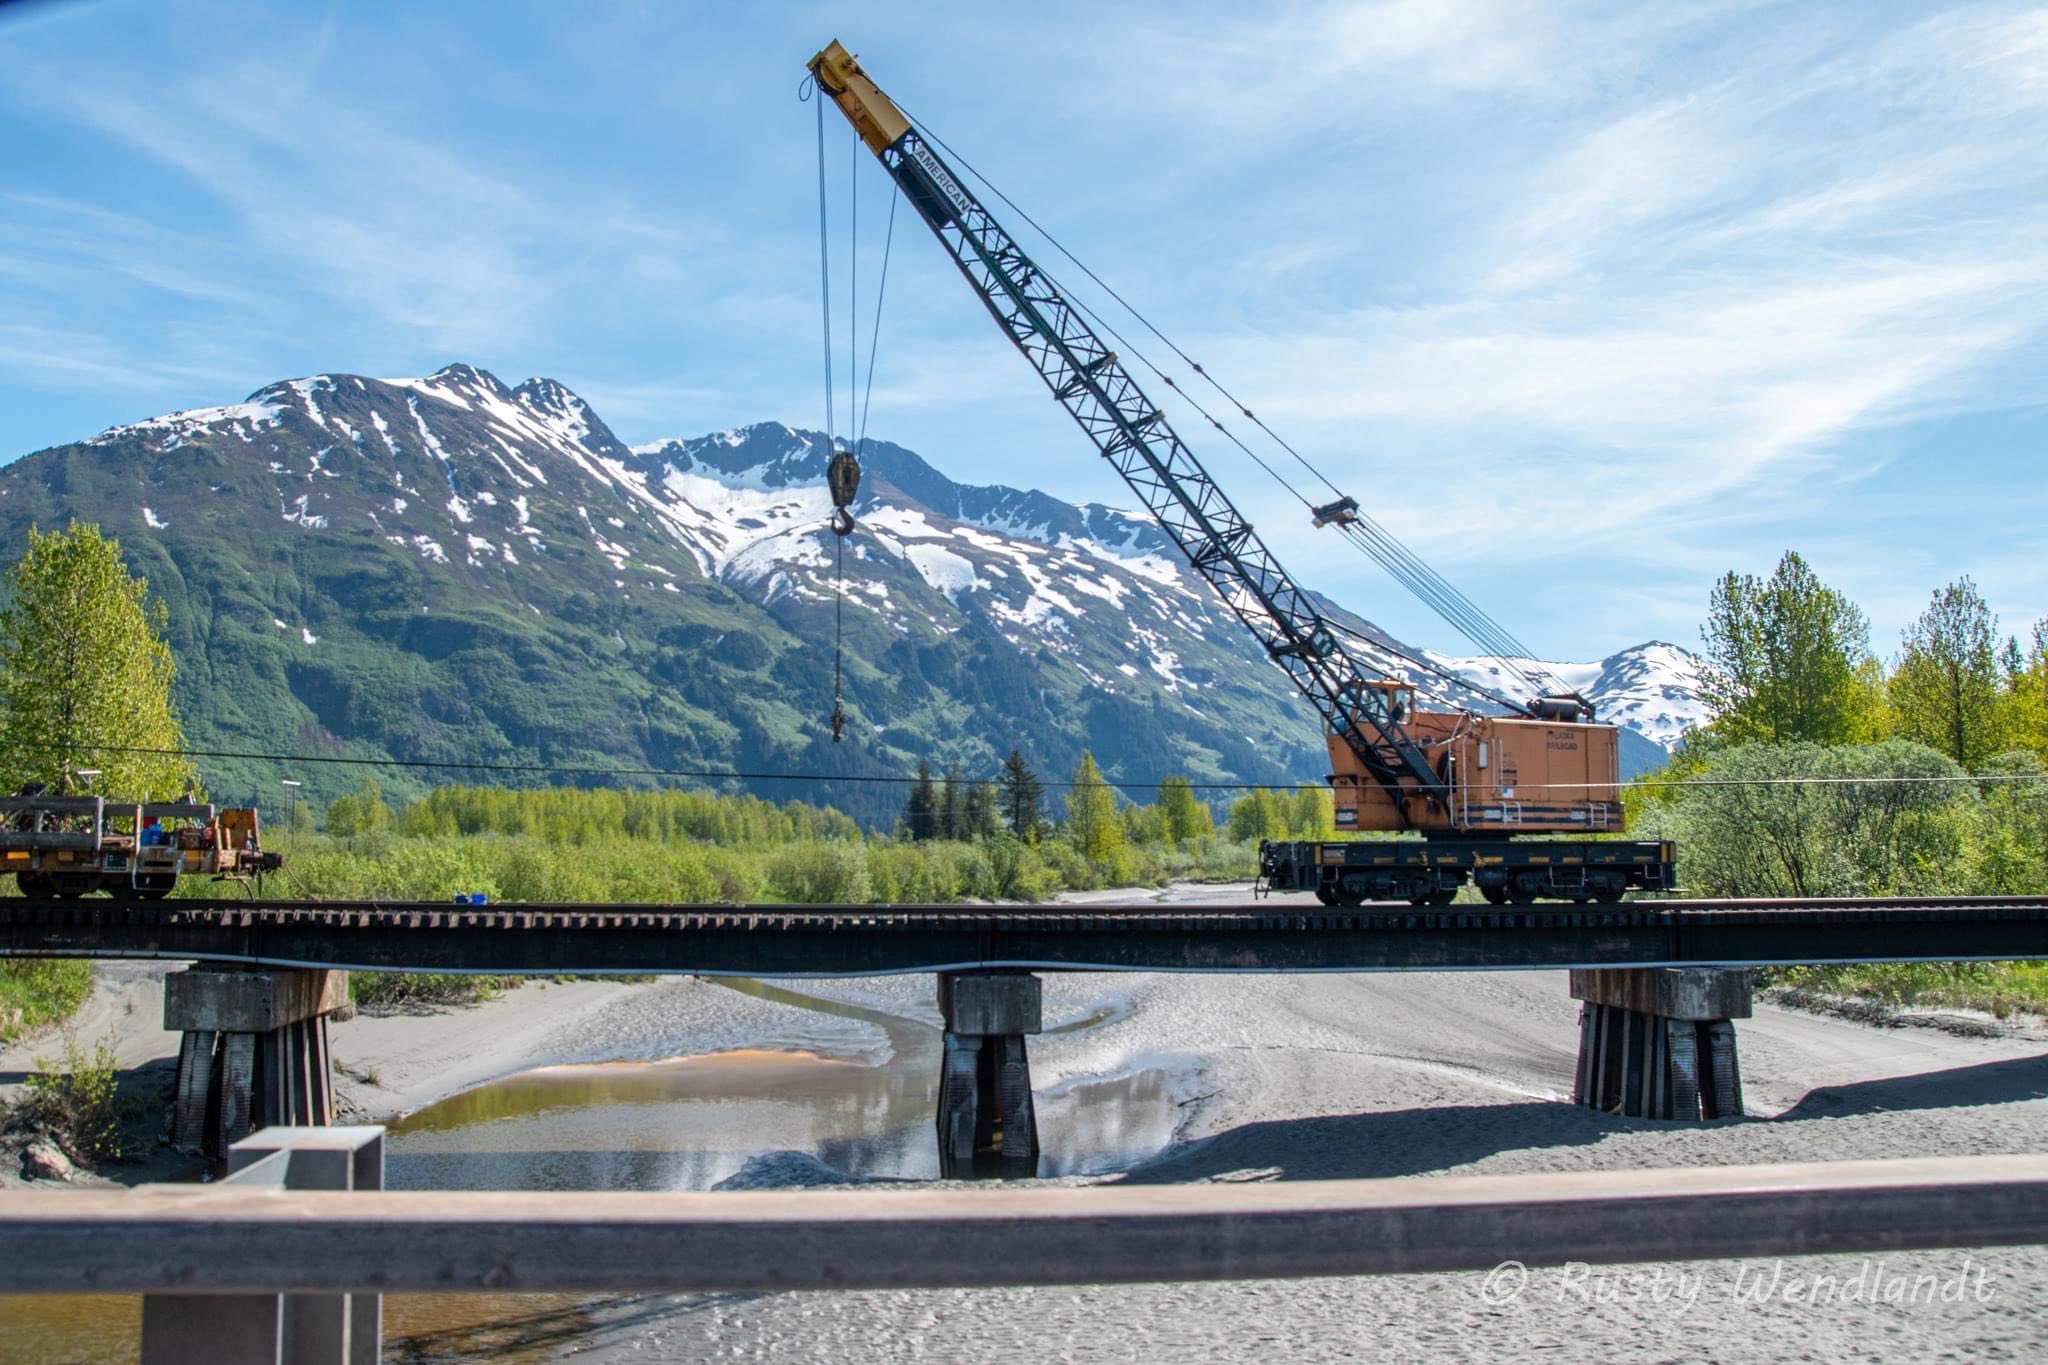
[{"x1": 10, "y1": 365, "x2": 1701, "y2": 815}]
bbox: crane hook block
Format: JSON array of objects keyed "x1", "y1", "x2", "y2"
[{"x1": 827, "y1": 447, "x2": 861, "y2": 537}]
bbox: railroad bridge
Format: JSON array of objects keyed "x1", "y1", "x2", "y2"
[{"x1": 5, "y1": 893, "x2": 2046, "y2": 1175}]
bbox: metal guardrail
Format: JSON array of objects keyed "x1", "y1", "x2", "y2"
[
  {"x1": 5, "y1": 1134, "x2": 2046, "y2": 1365},
  {"x1": 134, "y1": 1126, "x2": 385, "y2": 1365}
]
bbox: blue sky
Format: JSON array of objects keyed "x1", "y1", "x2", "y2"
[{"x1": 2, "y1": 0, "x2": 2044, "y2": 659}]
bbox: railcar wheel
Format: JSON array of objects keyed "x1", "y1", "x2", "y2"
[
  {"x1": 1593, "y1": 888, "x2": 1626, "y2": 904},
  {"x1": 1506, "y1": 881, "x2": 1539, "y2": 905},
  {"x1": 1479, "y1": 885, "x2": 1507, "y2": 905}
]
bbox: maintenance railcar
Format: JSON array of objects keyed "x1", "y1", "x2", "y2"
[{"x1": 0, "y1": 794, "x2": 281, "y2": 899}]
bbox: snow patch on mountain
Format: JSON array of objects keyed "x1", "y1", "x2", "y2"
[
  {"x1": 91, "y1": 396, "x2": 285, "y2": 448},
  {"x1": 68, "y1": 374, "x2": 1703, "y2": 758},
  {"x1": 903, "y1": 543, "x2": 985, "y2": 602},
  {"x1": 1425, "y1": 642, "x2": 1707, "y2": 746}
]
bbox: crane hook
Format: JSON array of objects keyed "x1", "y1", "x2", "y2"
[{"x1": 827, "y1": 445, "x2": 861, "y2": 536}]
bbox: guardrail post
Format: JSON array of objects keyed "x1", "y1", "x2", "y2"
[
  {"x1": 935, "y1": 971, "x2": 1041, "y2": 1177},
  {"x1": 139, "y1": 1125, "x2": 385, "y2": 1365},
  {"x1": 1571, "y1": 969, "x2": 1750, "y2": 1119},
  {"x1": 163, "y1": 968, "x2": 350, "y2": 1158}
]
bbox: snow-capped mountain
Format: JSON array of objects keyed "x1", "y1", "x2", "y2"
[
  {"x1": 7, "y1": 365, "x2": 1699, "y2": 815},
  {"x1": 1424, "y1": 644, "x2": 1707, "y2": 748}
]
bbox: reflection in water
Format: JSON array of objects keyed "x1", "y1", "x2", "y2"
[
  {"x1": 383, "y1": 980, "x2": 1182, "y2": 1357},
  {"x1": 387, "y1": 979, "x2": 1174, "y2": 1192},
  {"x1": 0, "y1": 1294, "x2": 136, "y2": 1365},
  {"x1": 3, "y1": 978, "x2": 1181, "y2": 1364}
]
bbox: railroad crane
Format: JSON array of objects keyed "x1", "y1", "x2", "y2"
[{"x1": 807, "y1": 41, "x2": 1675, "y2": 905}]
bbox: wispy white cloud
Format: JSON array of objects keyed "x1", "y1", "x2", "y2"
[
  {"x1": 1, "y1": 0, "x2": 2041, "y2": 655},
  {"x1": 1119, "y1": 5, "x2": 2048, "y2": 588}
]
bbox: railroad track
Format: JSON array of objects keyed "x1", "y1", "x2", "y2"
[
  {"x1": 2, "y1": 895, "x2": 2044, "y2": 976},
  {"x1": 5, "y1": 892, "x2": 2047, "y2": 924}
]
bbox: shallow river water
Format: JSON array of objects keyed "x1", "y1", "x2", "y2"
[{"x1": 0, "y1": 976, "x2": 1182, "y2": 1363}]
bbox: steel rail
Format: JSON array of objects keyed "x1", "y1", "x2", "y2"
[{"x1": 1, "y1": 896, "x2": 2044, "y2": 976}]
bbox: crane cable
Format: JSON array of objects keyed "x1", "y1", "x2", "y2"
[
  {"x1": 807, "y1": 80, "x2": 853, "y2": 740},
  {"x1": 817, "y1": 106, "x2": 902, "y2": 744},
  {"x1": 903, "y1": 110, "x2": 1564, "y2": 702}
]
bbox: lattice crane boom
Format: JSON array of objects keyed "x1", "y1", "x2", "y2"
[{"x1": 808, "y1": 40, "x2": 1447, "y2": 821}]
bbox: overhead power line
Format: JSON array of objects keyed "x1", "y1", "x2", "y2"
[{"x1": 4, "y1": 739, "x2": 2041, "y2": 797}]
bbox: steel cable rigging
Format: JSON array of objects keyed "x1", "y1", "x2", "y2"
[
  {"x1": 809, "y1": 92, "x2": 900, "y2": 742},
  {"x1": 899, "y1": 108, "x2": 1567, "y2": 704}
]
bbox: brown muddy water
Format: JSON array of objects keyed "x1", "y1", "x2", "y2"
[{"x1": 0, "y1": 978, "x2": 1182, "y2": 1364}]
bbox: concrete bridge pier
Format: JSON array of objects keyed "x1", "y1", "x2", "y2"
[
  {"x1": 934, "y1": 971, "x2": 1041, "y2": 1177},
  {"x1": 164, "y1": 968, "x2": 350, "y2": 1158},
  {"x1": 1571, "y1": 968, "x2": 1749, "y2": 1120}
]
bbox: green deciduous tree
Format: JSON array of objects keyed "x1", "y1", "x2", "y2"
[
  {"x1": 0, "y1": 522, "x2": 194, "y2": 800},
  {"x1": 1156, "y1": 775, "x2": 1213, "y2": 845},
  {"x1": 1640, "y1": 740, "x2": 1972, "y2": 898},
  {"x1": 1966, "y1": 750, "x2": 2048, "y2": 894},
  {"x1": 324, "y1": 778, "x2": 392, "y2": 836},
  {"x1": 1698, "y1": 552, "x2": 1876, "y2": 746},
  {"x1": 1226, "y1": 788, "x2": 1288, "y2": 843},
  {"x1": 1286, "y1": 786, "x2": 1334, "y2": 839},
  {"x1": 2001, "y1": 621, "x2": 2048, "y2": 762},
  {"x1": 1890, "y1": 578, "x2": 2004, "y2": 768},
  {"x1": 1063, "y1": 751, "x2": 1123, "y2": 863},
  {"x1": 998, "y1": 748, "x2": 1044, "y2": 841}
]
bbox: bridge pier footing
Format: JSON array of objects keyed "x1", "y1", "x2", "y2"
[
  {"x1": 1571, "y1": 968, "x2": 1749, "y2": 1120},
  {"x1": 163, "y1": 968, "x2": 350, "y2": 1159},
  {"x1": 935, "y1": 971, "x2": 1041, "y2": 1178}
]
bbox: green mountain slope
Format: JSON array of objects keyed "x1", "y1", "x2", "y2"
[{"x1": 0, "y1": 366, "x2": 1690, "y2": 825}]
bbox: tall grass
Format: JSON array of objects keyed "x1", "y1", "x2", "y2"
[{"x1": 0, "y1": 961, "x2": 93, "y2": 1047}]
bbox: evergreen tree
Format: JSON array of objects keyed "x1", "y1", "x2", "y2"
[
  {"x1": 998, "y1": 748, "x2": 1044, "y2": 840},
  {"x1": 1890, "y1": 578, "x2": 2004, "y2": 767},
  {"x1": 964, "y1": 778, "x2": 1000, "y2": 840},
  {"x1": 940, "y1": 765, "x2": 967, "y2": 840},
  {"x1": 1063, "y1": 750, "x2": 1123, "y2": 862},
  {"x1": 0, "y1": 522, "x2": 194, "y2": 800},
  {"x1": 905, "y1": 759, "x2": 938, "y2": 841},
  {"x1": 1699, "y1": 551, "x2": 1874, "y2": 745}
]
